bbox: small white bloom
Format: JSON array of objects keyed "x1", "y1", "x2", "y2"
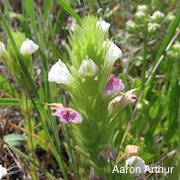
[
  {"x1": 20, "y1": 38, "x2": 39, "y2": 55},
  {"x1": 78, "y1": 59, "x2": 99, "y2": 77},
  {"x1": 104, "y1": 41, "x2": 122, "y2": 64},
  {"x1": 96, "y1": 20, "x2": 110, "y2": 32},
  {"x1": 0, "y1": 164, "x2": 7, "y2": 179},
  {"x1": 0, "y1": 42, "x2": 6, "y2": 56},
  {"x1": 48, "y1": 59, "x2": 71, "y2": 86},
  {"x1": 126, "y1": 156, "x2": 146, "y2": 176}
]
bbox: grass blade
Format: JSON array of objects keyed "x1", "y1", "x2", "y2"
[{"x1": 56, "y1": 0, "x2": 82, "y2": 25}]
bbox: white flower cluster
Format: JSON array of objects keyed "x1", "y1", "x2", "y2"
[{"x1": 48, "y1": 20, "x2": 122, "y2": 86}]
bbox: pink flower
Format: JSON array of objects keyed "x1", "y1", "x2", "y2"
[
  {"x1": 102, "y1": 75, "x2": 125, "y2": 98},
  {"x1": 55, "y1": 108, "x2": 82, "y2": 124}
]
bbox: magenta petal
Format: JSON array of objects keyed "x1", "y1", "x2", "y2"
[
  {"x1": 103, "y1": 75, "x2": 125, "y2": 98},
  {"x1": 55, "y1": 108, "x2": 82, "y2": 124}
]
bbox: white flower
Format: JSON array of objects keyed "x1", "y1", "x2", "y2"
[
  {"x1": 0, "y1": 42, "x2": 6, "y2": 56},
  {"x1": 20, "y1": 38, "x2": 39, "y2": 55},
  {"x1": 48, "y1": 59, "x2": 71, "y2": 86},
  {"x1": 78, "y1": 59, "x2": 99, "y2": 77},
  {"x1": 104, "y1": 41, "x2": 122, "y2": 64},
  {"x1": 125, "y1": 156, "x2": 146, "y2": 176},
  {"x1": 0, "y1": 165, "x2": 7, "y2": 179},
  {"x1": 96, "y1": 20, "x2": 110, "y2": 32}
]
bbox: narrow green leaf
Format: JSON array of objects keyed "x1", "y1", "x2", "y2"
[
  {"x1": 3, "y1": 134, "x2": 27, "y2": 148},
  {"x1": 25, "y1": 0, "x2": 38, "y2": 40},
  {"x1": 0, "y1": 98, "x2": 20, "y2": 106},
  {"x1": 56, "y1": 0, "x2": 82, "y2": 25},
  {"x1": 6, "y1": 143, "x2": 55, "y2": 180}
]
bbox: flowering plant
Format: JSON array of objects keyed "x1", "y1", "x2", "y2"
[{"x1": 48, "y1": 16, "x2": 138, "y2": 178}]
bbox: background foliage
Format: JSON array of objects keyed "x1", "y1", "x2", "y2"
[{"x1": 0, "y1": 0, "x2": 180, "y2": 179}]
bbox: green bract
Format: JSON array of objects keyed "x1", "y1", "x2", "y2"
[{"x1": 67, "y1": 16, "x2": 108, "y2": 69}]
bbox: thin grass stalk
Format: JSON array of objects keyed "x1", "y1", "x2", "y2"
[
  {"x1": 25, "y1": 0, "x2": 38, "y2": 40},
  {"x1": 63, "y1": 125, "x2": 77, "y2": 174},
  {"x1": 56, "y1": 0, "x2": 82, "y2": 25},
  {"x1": 36, "y1": 7, "x2": 66, "y2": 165},
  {"x1": 22, "y1": 92, "x2": 38, "y2": 180},
  {"x1": 178, "y1": 100, "x2": 180, "y2": 180},
  {"x1": 89, "y1": 0, "x2": 95, "y2": 11},
  {"x1": 141, "y1": 25, "x2": 148, "y2": 91}
]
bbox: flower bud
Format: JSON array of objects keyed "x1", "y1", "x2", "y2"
[
  {"x1": 48, "y1": 59, "x2": 72, "y2": 86},
  {"x1": 137, "y1": 5, "x2": 148, "y2": 14},
  {"x1": 110, "y1": 89, "x2": 137, "y2": 115},
  {"x1": 166, "y1": 14, "x2": 175, "y2": 25},
  {"x1": 55, "y1": 107, "x2": 82, "y2": 124},
  {"x1": 148, "y1": 23, "x2": 160, "y2": 35},
  {"x1": 134, "y1": 11, "x2": 148, "y2": 25},
  {"x1": 96, "y1": 20, "x2": 110, "y2": 33},
  {"x1": 102, "y1": 75, "x2": 124, "y2": 98},
  {"x1": 167, "y1": 50, "x2": 178, "y2": 60},
  {"x1": 78, "y1": 59, "x2": 99, "y2": 77},
  {"x1": 0, "y1": 42, "x2": 6, "y2": 56},
  {"x1": 126, "y1": 20, "x2": 139, "y2": 34},
  {"x1": 20, "y1": 38, "x2": 39, "y2": 55},
  {"x1": 171, "y1": 41, "x2": 180, "y2": 53},
  {"x1": 0, "y1": 164, "x2": 7, "y2": 179},
  {"x1": 104, "y1": 41, "x2": 122, "y2": 64},
  {"x1": 125, "y1": 156, "x2": 146, "y2": 176},
  {"x1": 151, "y1": 11, "x2": 164, "y2": 23}
]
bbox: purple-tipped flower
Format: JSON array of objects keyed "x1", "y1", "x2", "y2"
[
  {"x1": 109, "y1": 89, "x2": 138, "y2": 115},
  {"x1": 102, "y1": 75, "x2": 125, "y2": 98},
  {"x1": 55, "y1": 108, "x2": 82, "y2": 124}
]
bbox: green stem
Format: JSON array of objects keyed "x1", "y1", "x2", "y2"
[
  {"x1": 141, "y1": 25, "x2": 148, "y2": 91},
  {"x1": 96, "y1": 0, "x2": 103, "y2": 8},
  {"x1": 22, "y1": 92, "x2": 38, "y2": 180},
  {"x1": 64, "y1": 125, "x2": 76, "y2": 173},
  {"x1": 89, "y1": 0, "x2": 95, "y2": 11},
  {"x1": 178, "y1": 100, "x2": 180, "y2": 180}
]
